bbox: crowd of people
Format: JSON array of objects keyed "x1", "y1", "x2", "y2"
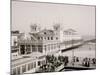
[
  {"x1": 36, "y1": 55, "x2": 96, "y2": 72},
  {"x1": 36, "y1": 55, "x2": 69, "y2": 72},
  {"x1": 82, "y1": 57, "x2": 96, "y2": 67}
]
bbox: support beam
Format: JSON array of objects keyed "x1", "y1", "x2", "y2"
[
  {"x1": 18, "y1": 45, "x2": 21, "y2": 55},
  {"x1": 31, "y1": 45, "x2": 33, "y2": 53}
]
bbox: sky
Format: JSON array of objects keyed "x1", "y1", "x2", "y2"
[{"x1": 12, "y1": 1, "x2": 96, "y2": 36}]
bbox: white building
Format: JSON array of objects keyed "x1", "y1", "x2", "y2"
[
  {"x1": 11, "y1": 24, "x2": 83, "y2": 75},
  {"x1": 11, "y1": 31, "x2": 24, "y2": 59},
  {"x1": 11, "y1": 31, "x2": 46, "y2": 75},
  {"x1": 30, "y1": 24, "x2": 61, "y2": 55}
]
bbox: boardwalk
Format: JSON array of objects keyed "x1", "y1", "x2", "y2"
[
  {"x1": 60, "y1": 42, "x2": 96, "y2": 71},
  {"x1": 61, "y1": 42, "x2": 95, "y2": 58}
]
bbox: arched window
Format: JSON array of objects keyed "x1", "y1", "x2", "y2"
[
  {"x1": 48, "y1": 37, "x2": 50, "y2": 40},
  {"x1": 51, "y1": 37, "x2": 53, "y2": 40},
  {"x1": 44, "y1": 32, "x2": 46, "y2": 34},
  {"x1": 38, "y1": 61, "x2": 41, "y2": 66}
]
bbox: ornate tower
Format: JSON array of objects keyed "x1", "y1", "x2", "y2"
[
  {"x1": 53, "y1": 24, "x2": 60, "y2": 30},
  {"x1": 30, "y1": 24, "x2": 40, "y2": 33},
  {"x1": 53, "y1": 23, "x2": 60, "y2": 35},
  {"x1": 53, "y1": 23, "x2": 61, "y2": 40}
]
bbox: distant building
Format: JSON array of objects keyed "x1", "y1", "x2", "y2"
[
  {"x1": 11, "y1": 52, "x2": 46, "y2": 75},
  {"x1": 60, "y1": 28, "x2": 83, "y2": 50},
  {"x1": 11, "y1": 30, "x2": 24, "y2": 59}
]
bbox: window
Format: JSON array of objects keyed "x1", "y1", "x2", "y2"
[
  {"x1": 28, "y1": 63, "x2": 31, "y2": 71},
  {"x1": 20, "y1": 45, "x2": 25, "y2": 54},
  {"x1": 38, "y1": 45, "x2": 42, "y2": 53},
  {"x1": 26, "y1": 45, "x2": 31, "y2": 54},
  {"x1": 11, "y1": 49, "x2": 18, "y2": 53},
  {"x1": 14, "y1": 40, "x2": 17, "y2": 46},
  {"x1": 56, "y1": 37, "x2": 58, "y2": 40},
  {"x1": 42, "y1": 60, "x2": 45, "y2": 65},
  {"x1": 34, "y1": 62, "x2": 36, "y2": 68},
  {"x1": 44, "y1": 45, "x2": 46, "y2": 51},
  {"x1": 32, "y1": 45, "x2": 36, "y2": 52},
  {"x1": 35, "y1": 27, "x2": 36, "y2": 31},
  {"x1": 51, "y1": 44, "x2": 53, "y2": 50},
  {"x1": 22, "y1": 65, "x2": 26, "y2": 73},
  {"x1": 17, "y1": 67, "x2": 20, "y2": 74},
  {"x1": 51, "y1": 37, "x2": 53, "y2": 40},
  {"x1": 48, "y1": 45, "x2": 50, "y2": 51},
  {"x1": 55, "y1": 44, "x2": 57, "y2": 49},
  {"x1": 12, "y1": 68, "x2": 16, "y2": 75},
  {"x1": 38, "y1": 61, "x2": 41, "y2": 66},
  {"x1": 30, "y1": 63, "x2": 33, "y2": 69},
  {"x1": 53, "y1": 44, "x2": 55, "y2": 49},
  {"x1": 48, "y1": 37, "x2": 50, "y2": 40},
  {"x1": 44, "y1": 32, "x2": 46, "y2": 34}
]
